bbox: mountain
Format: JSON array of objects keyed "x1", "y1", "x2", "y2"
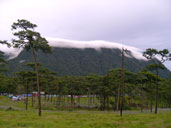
[
  {"x1": 6, "y1": 47, "x2": 170, "y2": 78},
  {"x1": 1, "y1": 38, "x2": 169, "y2": 77}
]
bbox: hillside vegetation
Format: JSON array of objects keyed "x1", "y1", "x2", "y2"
[{"x1": 7, "y1": 48, "x2": 170, "y2": 77}]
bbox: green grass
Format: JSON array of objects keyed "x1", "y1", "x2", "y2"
[
  {"x1": 0, "y1": 96, "x2": 171, "y2": 128},
  {"x1": 0, "y1": 109, "x2": 171, "y2": 128}
]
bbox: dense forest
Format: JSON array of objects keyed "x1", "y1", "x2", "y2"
[
  {"x1": 0, "y1": 64, "x2": 171, "y2": 111},
  {"x1": 6, "y1": 47, "x2": 170, "y2": 78}
]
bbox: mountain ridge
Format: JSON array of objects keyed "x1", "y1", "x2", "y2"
[
  {"x1": 0, "y1": 38, "x2": 170, "y2": 77},
  {"x1": 2, "y1": 38, "x2": 146, "y2": 61},
  {"x1": 6, "y1": 47, "x2": 170, "y2": 78}
]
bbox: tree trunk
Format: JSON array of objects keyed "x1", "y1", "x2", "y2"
[
  {"x1": 32, "y1": 84, "x2": 34, "y2": 108},
  {"x1": 32, "y1": 48, "x2": 41, "y2": 116},
  {"x1": 78, "y1": 95, "x2": 80, "y2": 107},
  {"x1": 71, "y1": 94, "x2": 74, "y2": 108},
  {"x1": 120, "y1": 48, "x2": 125, "y2": 117},
  {"x1": 141, "y1": 91, "x2": 144, "y2": 112},
  {"x1": 93, "y1": 94, "x2": 95, "y2": 104},
  {"x1": 63, "y1": 95, "x2": 66, "y2": 105},
  {"x1": 56, "y1": 94, "x2": 58, "y2": 108},
  {"x1": 47, "y1": 93, "x2": 50, "y2": 102},
  {"x1": 53, "y1": 95, "x2": 55, "y2": 103},
  {"x1": 45, "y1": 94, "x2": 46, "y2": 101},
  {"x1": 155, "y1": 68, "x2": 159, "y2": 114},
  {"x1": 107, "y1": 96, "x2": 109, "y2": 110},
  {"x1": 26, "y1": 83, "x2": 28, "y2": 110},
  {"x1": 50, "y1": 94, "x2": 53, "y2": 102},
  {"x1": 116, "y1": 84, "x2": 120, "y2": 112},
  {"x1": 90, "y1": 94, "x2": 92, "y2": 105},
  {"x1": 67, "y1": 96, "x2": 70, "y2": 104},
  {"x1": 150, "y1": 91, "x2": 153, "y2": 112},
  {"x1": 57, "y1": 95, "x2": 61, "y2": 105},
  {"x1": 88, "y1": 94, "x2": 90, "y2": 108},
  {"x1": 103, "y1": 96, "x2": 106, "y2": 110},
  {"x1": 87, "y1": 89, "x2": 90, "y2": 108}
]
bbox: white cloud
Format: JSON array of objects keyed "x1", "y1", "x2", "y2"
[
  {"x1": 0, "y1": 37, "x2": 147, "y2": 60},
  {"x1": 47, "y1": 37, "x2": 147, "y2": 60},
  {"x1": 0, "y1": 44, "x2": 22, "y2": 59}
]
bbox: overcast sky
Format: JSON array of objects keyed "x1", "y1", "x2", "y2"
[{"x1": 0, "y1": 0, "x2": 171, "y2": 69}]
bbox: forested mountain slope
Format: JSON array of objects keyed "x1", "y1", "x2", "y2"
[{"x1": 6, "y1": 47, "x2": 170, "y2": 78}]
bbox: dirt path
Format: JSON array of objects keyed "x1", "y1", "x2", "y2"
[
  {"x1": 0, "y1": 105, "x2": 24, "y2": 110},
  {"x1": 116, "y1": 108, "x2": 171, "y2": 114},
  {"x1": 0, "y1": 104, "x2": 170, "y2": 114}
]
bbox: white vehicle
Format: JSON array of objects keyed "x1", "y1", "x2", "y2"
[
  {"x1": 12, "y1": 96, "x2": 24, "y2": 101},
  {"x1": 12, "y1": 96, "x2": 19, "y2": 101}
]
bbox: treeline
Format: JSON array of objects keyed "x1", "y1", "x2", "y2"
[{"x1": 0, "y1": 65, "x2": 171, "y2": 111}]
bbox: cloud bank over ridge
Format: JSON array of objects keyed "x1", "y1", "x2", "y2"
[
  {"x1": 47, "y1": 38, "x2": 147, "y2": 60},
  {"x1": 0, "y1": 38, "x2": 147, "y2": 61}
]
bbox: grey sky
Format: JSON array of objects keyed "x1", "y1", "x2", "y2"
[{"x1": 0, "y1": 0, "x2": 171, "y2": 69}]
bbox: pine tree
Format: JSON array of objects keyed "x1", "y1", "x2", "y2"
[{"x1": 11, "y1": 19, "x2": 52, "y2": 116}]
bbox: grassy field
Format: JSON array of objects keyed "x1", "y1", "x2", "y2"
[
  {"x1": 0, "y1": 96, "x2": 171, "y2": 128},
  {"x1": 0, "y1": 109, "x2": 171, "y2": 128}
]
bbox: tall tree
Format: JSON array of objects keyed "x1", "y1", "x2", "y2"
[
  {"x1": 106, "y1": 68, "x2": 121, "y2": 111},
  {"x1": 11, "y1": 19, "x2": 51, "y2": 116},
  {"x1": 143, "y1": 48, "x2": 171, "y2": 114},
  {"x1": 120, "y1": 48, "x2": 128, "y2": 116},
  {"x1": 25, "y1": 62, "x2": 42, "y2": 107},
  {"x1": 138, "y1": 70, "x2": 157, "y2": 112},
  {"x1": 16, "y1": 71, "x2": 31, "y2": 110}
]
